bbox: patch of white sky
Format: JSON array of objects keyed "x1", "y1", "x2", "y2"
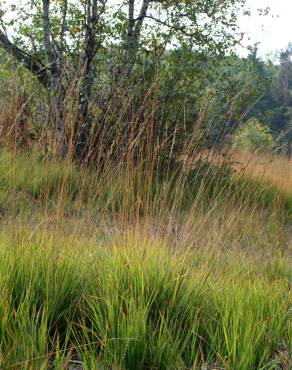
[
  {"x1": 239, "y1": 0, "x2": 292, "y2": 58},
  {"x1": 2, "y1": 0, "x2": 292, "y2": 59}
]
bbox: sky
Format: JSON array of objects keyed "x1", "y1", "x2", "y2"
[{"x1": 240, "y1": 0, "x2": 292, "y2": 57}]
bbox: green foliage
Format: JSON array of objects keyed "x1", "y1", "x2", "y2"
[
  {"x1": 3, "y1": 0, "x2": 249, "y2": 57},
  {"x1": 233, "y1": 118, "x2": 274, "y2": 153},
  {"x1": 246, "y1": 44, "x2": 292, "y2": 155},
  {"x1": 0, "y1": 0, "x2": 262, "y2": 160}
]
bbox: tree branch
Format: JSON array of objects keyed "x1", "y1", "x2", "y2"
[
  {"x1": 0, "y1": 30, "x2": 49, "y2": 86},
  {"x1": 134, "y1": 14, "x2": 194, "y2": 37}
]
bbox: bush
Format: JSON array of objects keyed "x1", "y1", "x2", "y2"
[{"x1": 233, "y1": 118, "x2": 274, "y2": 154}]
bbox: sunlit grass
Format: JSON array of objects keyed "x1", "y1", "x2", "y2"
[{"x1": 0, "y1": 231, "x2": 290, "y2": 369}]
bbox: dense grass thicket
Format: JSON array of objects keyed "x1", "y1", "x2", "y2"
[
  {"x1": 0, "y1": 148, "x2": 290, "y2": 369},
  {"x1": 0, "y1": 235, "x2": 290, "y2": 370},
  {"x1": 0, "y1": 231, "x2": 290, "y2": 370}
]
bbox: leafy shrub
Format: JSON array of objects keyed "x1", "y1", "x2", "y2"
[{"x1": 233, "y1": 118, "x2": 274, "y2": 154}]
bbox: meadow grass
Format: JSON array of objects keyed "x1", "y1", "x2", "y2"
[
  {"x1": 0, "y1": 148, "x2": 290, "y2": 369},
  {"x1": 0, "y1": 231, "x2": 290, "y2": 370}
]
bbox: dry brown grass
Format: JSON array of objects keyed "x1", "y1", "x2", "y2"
[
  {"x1": 197, "y1": 149, "x2": 292, "y2": 197},
  {"x1": 231, "y1": 151, "x2": 292, "y2": 196}
]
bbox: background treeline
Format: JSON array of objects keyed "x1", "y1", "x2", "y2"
[{"x1": 242, "y1": 44, "x2": 292, "y2": 156}]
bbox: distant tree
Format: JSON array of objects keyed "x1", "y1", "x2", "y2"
[
  {"x1": 237, "y1": 44, "x2": 292, "y2": 156},
  {"x1": 269, "y1": 45, "x2": 292, "y2": 155}
]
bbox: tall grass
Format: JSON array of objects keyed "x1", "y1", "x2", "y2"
[
  {"x1": 0, "y1": 146, "x2": 288, "y2": 369},
  {"x1": 0, "y1": 231, "x2": 290, "y2": 369}
]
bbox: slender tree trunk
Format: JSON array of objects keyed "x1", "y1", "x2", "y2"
[
  {"x1": 126, "y1": 0, "x2": 150, "y2": 62},
  {"x1": 127, "y1": 0, "x2": 135, "y2": 56},
  {"x1": 74, "y1": 0, "x2": 99, "y2": 161},
  {"x1": 42, "y1": 0, "x2": 67, "y2": 158}
]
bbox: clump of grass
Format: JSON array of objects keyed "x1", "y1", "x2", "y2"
[{"x1": 0, "y1": 231, "x2": 290, "y2": 369}]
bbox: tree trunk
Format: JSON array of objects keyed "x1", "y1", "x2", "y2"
[
  {"x1": 42, "y1": 0, "x2": 67, "y2": 158},
  {"x1": 74, "y1": 0, "x2": 99, "y2": 161}
]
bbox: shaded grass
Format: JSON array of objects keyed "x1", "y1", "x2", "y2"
[{"x1": 1, "y1": 149, "x2": 292, "y2": 225}]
